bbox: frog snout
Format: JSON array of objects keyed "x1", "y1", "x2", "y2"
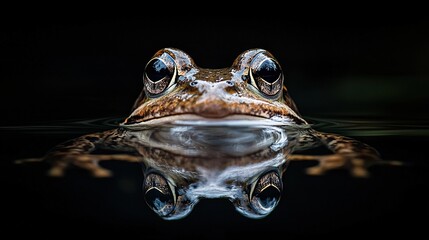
[
  {"x1": 189, "y1": 80, "x2": 238, "y2": 118},
  {"x1": 189, "y1": 80, "x2": 234, "y2": 93}
]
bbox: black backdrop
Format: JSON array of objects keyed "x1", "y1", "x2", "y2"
[
  {"x1": 2, "y1": 16, "x2": 428, "y2": 124},
  {"x1": 1, "y1": 14, "x2": 429, "y2": 239}
]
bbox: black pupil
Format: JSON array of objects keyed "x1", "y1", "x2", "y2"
[
  {"x1": 145, "y1": 188, "x2": 174, "y2": 213},
  {"x1": 256, "y1": 60, "x2": 281, "y2": 83},
  {"x1": 256, "y1": 186, "x2": 281, "y2": 209},
  {"x1": 146, "y1": 59, "x2": 170, "y2": 82}
]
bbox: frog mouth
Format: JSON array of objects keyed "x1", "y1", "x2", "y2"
[
  {"x1": 120, "y1": 114, "x2": 298, "y2": 129},
  {"x1": 121, "y1": 96, "x2": 306, "y2": 128}
]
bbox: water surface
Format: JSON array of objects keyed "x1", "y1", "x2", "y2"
[{"x1": 2, "y1": 116, "x2": 428, "y2": 238}]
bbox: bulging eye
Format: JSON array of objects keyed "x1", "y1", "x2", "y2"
[
  {"x1": 143, "y1": 173, "x2": 176, "y2": 217},
  {"x1": 249, "y1": 54, "x2": 283, "y2": 96},
  {"x1": 143, "y1": 55, "x2": 177, "y2": 96},
  {"x1": 249, "y1": 171, "x2": 282, "y2": 215},
  {"x1": 255, "y1": 59, "x2": 282, "y2": 84},
  {"x1": 146, "y1": 59, "x2": 171, "y2": 82}
]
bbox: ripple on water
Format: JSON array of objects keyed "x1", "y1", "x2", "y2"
[
  {"x1": 0, "y1": 117, "x2": 123, "y2": 134},
  {"x1": 1, "y1": 116, "x2": 428, "y2": 137}
]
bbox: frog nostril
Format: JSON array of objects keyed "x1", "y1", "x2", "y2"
[{"x1": 190, "y1": 81, "x2": 198, "y2": 87}]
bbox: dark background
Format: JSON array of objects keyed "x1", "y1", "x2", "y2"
[
  {"x1": 1, "y1": 15, "x2": 428, "y2": 125},
  {"x1": 2, "y1": 14, "x2": 429, "y2": 239}
]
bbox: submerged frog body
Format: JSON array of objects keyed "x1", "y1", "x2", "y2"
[{"x1": 25, "y1": 48, "x2": 381, "y2": 219}]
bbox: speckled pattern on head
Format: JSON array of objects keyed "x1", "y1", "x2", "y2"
[{"x1": 123, "y1": 48, "x2": 305, "y2": 125}]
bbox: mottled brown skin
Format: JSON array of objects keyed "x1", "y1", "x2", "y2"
[{"x1": 124, "y1": 48, "x2": 304, "y2": 125}]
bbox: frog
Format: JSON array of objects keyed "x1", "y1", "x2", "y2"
[{"x1": 19, "y1": 48, "x2": 382, "y2": 219}]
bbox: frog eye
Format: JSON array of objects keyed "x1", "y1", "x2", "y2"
[
  {"x1": 144, "y1": 56, "x2": 177, "y2": 96},
  {"x1": 249, "y1": 171, "x2": 282, "y2": 215},
  {"x1": 249, "y1": 55, "x2": 283, "y2": 96},
  {"x1": 143, "y1": 173, "x2": 176, "y2": 217}
]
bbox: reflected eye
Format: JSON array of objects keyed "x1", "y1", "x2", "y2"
[
  {"x1": 144, "y1": 56, "x2": 176, "y2": 96},
  {"x1": 249, "y1": 171, "x2": 282, "y2": 214},
  {"x1": 143, "y1": 173, "x2": 176, "y2": 217},
  {"x1": 249, "y1": 55, "x2": 283, "y2": 96}
]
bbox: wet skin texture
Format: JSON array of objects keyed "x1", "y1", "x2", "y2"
[
  {"x1": 26, "y1": 48, "x2": 382, "y2": 219},
  {"x1": 124, "y1": 48, "x2": 303, "y2": 125}
]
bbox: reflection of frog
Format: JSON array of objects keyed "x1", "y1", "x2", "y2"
[
  {"x1": 135, "y1": 126, "x2": 293, "y2": 219},
  {"x1": 24, "y1": 48, "x2": 381, "y2": 219}
]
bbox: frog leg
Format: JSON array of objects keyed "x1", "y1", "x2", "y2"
[
  {"x1": 48, "y1": 153, "x2": 141, "y2": 177},
  {"x1": 39, "y1": 129, "x2": 142, "y2": 177},
  {"x1": 290, "y1": 131, "x2": 382, "y2": 177}
]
